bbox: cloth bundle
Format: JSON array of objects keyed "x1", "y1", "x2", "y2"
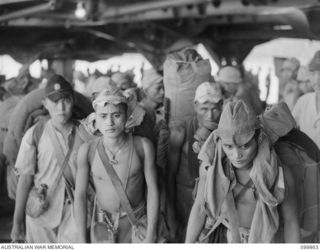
[{"x1": 198, "y1": 130, "x2": 285, "y2": 243}]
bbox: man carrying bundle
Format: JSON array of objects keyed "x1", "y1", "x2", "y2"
[
  {"x1": 167, "y1": 81, "x2": 224, "y2": 241},
  {"x1": 185, "y1": 100, "x2": 300, "y2": 243},
  {"x1": 11, "y1": 74, "x2": 91, "y2": 243}
]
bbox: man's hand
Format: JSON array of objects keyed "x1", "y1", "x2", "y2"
[
  {"x1": 143, "y1": 234, "x2": 157, "y2": 243},
  {"x1": 11, "y1": 222, "x2": 26, "y2": 243},
  {"x1": 166, "y1": 205, "x2": 178, "y2": 241}
]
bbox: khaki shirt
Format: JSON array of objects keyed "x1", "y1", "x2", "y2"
[{"x1": 15, "y1": 120, "x2": 87, "y2": 228}]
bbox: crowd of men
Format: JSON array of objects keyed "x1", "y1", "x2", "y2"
[{"x1": 2, "y1": 47, "x2": 320, "y2": 243}]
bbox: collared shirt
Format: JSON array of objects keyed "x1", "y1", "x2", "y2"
[
  {"x1": 292, "y1": 92, "x2": 320, "y2": 148},
  {"x1": 15, "y1": 119, "x2": 88, "y2": 228}
]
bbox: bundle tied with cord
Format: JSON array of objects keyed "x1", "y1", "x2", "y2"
[{"x1": 163, "y1": 48, "x2": 212, "y2": 127}]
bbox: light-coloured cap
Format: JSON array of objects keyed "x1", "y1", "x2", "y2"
[
  {"x1": 297, "y1": 66, "x2": 311, "y2": 82},
  {"x1": 217, "y1": 100, "x2": 258, "y2": 145},
  {"x1": 92, "y1": 86, "x2": 127, "y2": 110},
  {"x1": 309, "y1": 50, "x2": 320, "y2": 72},
  {"x1": 87, "y1": 76, "x2": 116, "y2": 96},
  {"x1": 281, "y1": 57, "x2": 300, "y2": 72},
  {"x1": 194, "y1": 81, "x2": 223, "y2": 104},
  {"x1": 217, "y1": 66, "x2": 242, "y2": 84},
  {"x1": 142, "y1": 69, "x2": 163, "y2": 90}
]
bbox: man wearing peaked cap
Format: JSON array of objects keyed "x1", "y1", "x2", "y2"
[
  {"x1": 166, "y1": 81, "x2": 224, "y2": 242},
  {"x1": 11, "y1": 74, "x2": 93, "y2": 243},
  {"x1": 186, "y1": 100, "x2": 299, "y2": 243},
  {"x1": 75, "y1": 87, "x2": 159, "y2": 243},
  {"x1": 44, "y1": 74, "x2": 74, "y2": 102}
]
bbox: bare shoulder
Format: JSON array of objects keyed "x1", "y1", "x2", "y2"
[
  {"x1": 169, "y1": 124, "x2": 186, "y2": 148},
  {"x1": 132, "y1": 136, "x2": 154, "y2": 161},
  {"x1": 77, "y1": 142, "x2": 91, "y2": 169}
]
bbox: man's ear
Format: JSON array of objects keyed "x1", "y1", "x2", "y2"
[{"x1": 193, "y1": 101, "x2": 198, "y2": 112}]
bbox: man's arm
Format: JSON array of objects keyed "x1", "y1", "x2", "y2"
[
  {"x1": 74, "y1": 143, "x2": 90, "y2": 243},
  {"x1": 11, "y1": 175, "x2": 33, "y2": 242},
  {"x1": 141, "y1": 137, "x2": 159, "y2": 243},
  {"x1": 291, "y1": 97, "x2": 302, "y2": 128},
  {"x1": 11, "y1": 126, "x2": 37, "y2": 242},
  {"x1": 281, "y1": 166, "x2": 300, "y2": 243},
  {"x1": 185, "y1": 163, "x2": 207, "y2": 243},
  {"x1": 166, "y1": 125, "x2": 185, "y2": 237}
]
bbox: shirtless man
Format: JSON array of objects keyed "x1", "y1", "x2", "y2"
[
  {"x1": 74, "y1": 87, "x2": 159, "y2": 243},
  {"x1": 185, "y1": 100, "x2": 300, "y2": 243}
]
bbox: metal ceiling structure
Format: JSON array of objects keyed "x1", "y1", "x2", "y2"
[{"x1": 0, "y1": 0, "x2": 319, "y2": 68}]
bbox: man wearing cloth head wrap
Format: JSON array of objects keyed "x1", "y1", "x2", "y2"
[
  {"x1": 186, "y1": 100, "x2": 299, "y2": 243},
  {"x1": 217, "y1": 66, "x2": 263, "y2": 115},
  {"x1": 166, "y1": 81, "x2": 224, "y2": 242},
  {"x1": 280, "y1": 57, "x2": 303, "y2": 110},
  {"x1": 293, "y1": 50, "x2": 320, "y2": 149},
  {"x1": 75, "y1": 89, "x2": 159, "y2": 243},
  {"x1": 140, "y1": 68, "x2": 165, "y2": 124},
  {"x1": 11, "y1": 74, "x2": 92, "y2": 243},
  {"x1": 139, "y1": 68, "x2": 171, "y2": 241},
  {"x1": 82, "y1": 77, "x2": 118, "y2": 136}
]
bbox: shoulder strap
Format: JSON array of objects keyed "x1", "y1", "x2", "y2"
[
  {"x1": 87, "y1": 138, "x2": 99, "y2": 192},
  {"x1": 96, "y1": 138, "x2": 138, "y2": 226},
  {"x1": 87, "y1": 138, "x2": 99, "y2": 167},
  {"x1": 74, "y1": 120, "x2": 94, "y2": 143},
  {"x1": 32, "y1": 117, "x2": 49, "y2": 148},
  {"x1": 233, "y1": 179, "x2": 255, "y2": 203},
  {"x1": 46, "y1": 123, "x2": 76, "y2": 201}
]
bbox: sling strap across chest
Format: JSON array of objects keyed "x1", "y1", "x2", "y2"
[
  {"x1": 96, "y1": 137, "x2": 139, "y2": 226},
  {"x1": 46, "y1": 123, "x2": 76, "y2": 202}
]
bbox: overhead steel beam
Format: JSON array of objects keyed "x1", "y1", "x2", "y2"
[
  {"x1": 0, "y1": 1, "x2": 55, "y2": 23},
  {"x1": 0, "y1": 0, "x2": 41, "y2": 6},
  {"x1": 101, "y1": 0, "x2": 211, "y2": 19}
]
